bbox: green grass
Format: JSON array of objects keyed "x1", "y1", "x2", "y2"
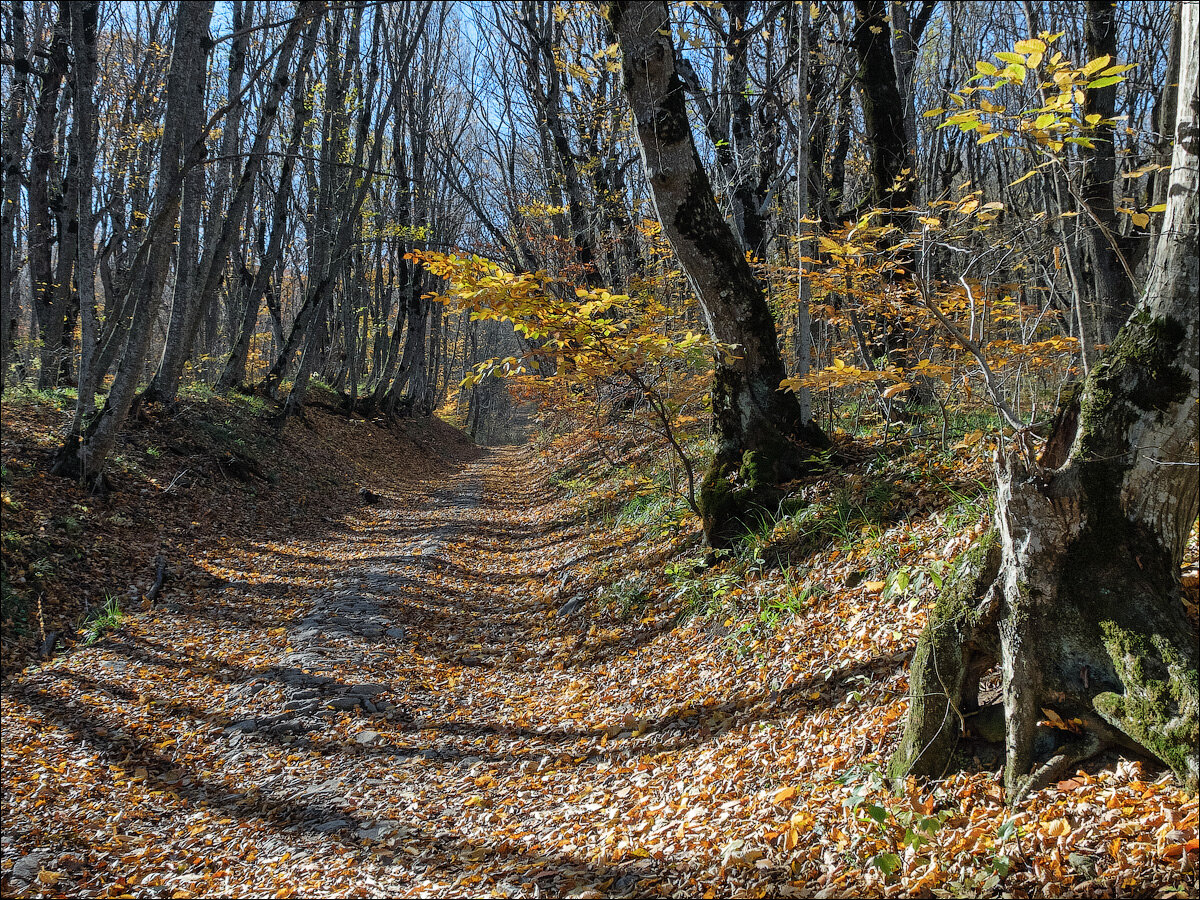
[
  {"x1": 83, "y1": 595, "x2": 122, "y2": 644},
  {"x1": 600, "y1": 575, "x2": 650, "y2": 621},
  {"x1": 3, "y1": 384, "x2": 80, "y2": 411}
]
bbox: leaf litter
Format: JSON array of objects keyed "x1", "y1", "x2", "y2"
[{"x1": 1, "y1": 400, "x2": 1197, "y2": 898}]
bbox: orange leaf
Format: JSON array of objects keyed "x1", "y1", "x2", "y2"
[{"x1": 774, "y1": 786, "x2": 798, "y2": 805}]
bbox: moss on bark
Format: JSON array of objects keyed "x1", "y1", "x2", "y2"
[
  {"x1": 1095, "y1": 623, "x2": 1199, "y2": 791},
  {"x1": 887, "y1": 530, "x2": 1001, "y2": 789},
  {"x1": 700, "y1": 447, "x2": 786, "y2": 549}
]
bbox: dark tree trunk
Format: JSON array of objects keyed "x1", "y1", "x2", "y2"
[
  {"x1": 147, "y1": 2, "x2": 317, "y2": 405},
  {"x1": 217, "y1": 10, "x2": 316, "y2": 392},
  {"x1": 27, "y1": 6, "x2": 69, "y2": 388},
  {"x1": 606, "y1": 0, "x2": 828, "y2": 548},
  {"x1": 1081, "y1": 0, "x2": 1138, "y2": 344},
  {"x1": 890, "y1": 7, "x2": 1199, "y2": 800},
  {"x1": 63, "y1": 1, "x2": 101, "y2": 444},
  {"x1": 850, "y1": 0, "x2": 913, "y2": 225},
  {"x1": 0, "y1": 0, "x2": 32, "y2": 392}
]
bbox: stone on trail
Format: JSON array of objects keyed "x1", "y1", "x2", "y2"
[
  {"x1": 347, "y1": 683, "x2": 387, "y2": 696},
  {"x1": 557, "y1": 595, "x2": 586, "y2": 617},
  {"x1": 311, "y1": 819, "x2": 351, "y2": 834}
]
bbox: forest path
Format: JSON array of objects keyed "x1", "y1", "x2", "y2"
[
  {"x1": 5, "y1": 432, "x2": 1198, "y2": 899},
  {"x1": 3, "y1": 444, "x2": 714, "y2": 898}
]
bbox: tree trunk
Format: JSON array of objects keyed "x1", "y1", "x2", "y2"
[
  {"x1": 64, "y1": 2, "x2": 101, "y2": 442},
  {"x1": 850, "y1": 0, "x2": 912, "y2": 223},
  {"x1": 52, "y1": 1, "x2": 215, "y2": 483},
  {"x1": 27, "y1": 6, "x2": 69, "y2": 388},
  {"x1": 606, "y1": 0, "x2": 828, "y2": 548},
  {"x1": 1081, "y1": 0, "x2": 1138, "y2": 345},
  {"x1": 1, "y1": 0, "x2": 32, "y2": 393},
  {"x1": 890, "y1": 5, "x2": 1199, "y2": 800}
]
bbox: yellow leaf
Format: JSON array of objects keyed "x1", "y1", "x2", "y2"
[
  {"x1": 1130, "y1": 212, "x2": 1149, "y2": 228},
  {"x1": 864, "y1": 580, "x2": 887, "y2": 593},
  {"x1": 774, "y1": 786, "x2": 798, "y2": 804},
  {"x1": 1041, "y1": 707, "x2": 1065, "y2": 727},
  {"x1": 38, "y1": 871, "x2": 63, "y2": 885},
  {"x1": 881, "y1": 382, "x2": 911, "y2": 399},
  {"x1": 1045, "y1": 817, "x2": 1071, "y2": 838}
]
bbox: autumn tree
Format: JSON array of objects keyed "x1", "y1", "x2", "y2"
[{"x1": 889, "y1": 1, "x2": 1199, "y2": 799}]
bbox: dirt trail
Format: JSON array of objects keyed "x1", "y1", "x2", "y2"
[
  {"x1": 2, "y1": 446, "x2": 691, "y2": 898},
  {"x1": 8, "y1": 440, "x2": 1195, "y2": 898}
]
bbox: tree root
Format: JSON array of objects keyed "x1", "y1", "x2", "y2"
[{"x1": 1012, "y1": 733, "x2": 1104, "y2": 805}]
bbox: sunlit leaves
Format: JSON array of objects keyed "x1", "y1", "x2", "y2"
[
  {"x1": 949, "y1": 31, "x2": 1134, "y2": 152},
  {"x1": 407, "y1": 251, "x2": 728, "y2": 394}
]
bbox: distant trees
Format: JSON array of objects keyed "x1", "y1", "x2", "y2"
[{"x1": 0, "y1": 0, "x2": 1189, "y2": 534}]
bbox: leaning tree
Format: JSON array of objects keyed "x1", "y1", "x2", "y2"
[
  {"x1": 606, "y1": 0, "x2": 828, "y2": 548},
  {"x1": 889, "y1": 2, "x2": 1198, "y2": 801}
]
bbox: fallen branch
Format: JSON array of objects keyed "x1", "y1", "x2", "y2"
[{"x1": 146, "y1": 554, "x2": 168, "y2": 605}]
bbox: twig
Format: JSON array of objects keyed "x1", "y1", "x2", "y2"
[
  {"x1": 921, "y1": 276, "x2": 1029, "y2": 436},
  {"x1": 163, "y1": 468, "x2": 190, "y2": 493}
]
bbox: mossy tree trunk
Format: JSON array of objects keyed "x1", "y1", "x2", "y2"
[
  {"x1": 891, "y1": 7, "x2": 1199, "y2": 801},
  {"x1": 605, "y1": 0, "x2": 827, "y2": 547}
]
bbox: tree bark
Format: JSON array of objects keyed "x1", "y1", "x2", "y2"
[
  {"x1": 0, "y1": 0, "x2": 32, "y2": 392},
  {"x1": 890, "y1": 4, "x2": 1199, "y2": 799},
  {"x1": 605, "y1": 0, "x2": 828, "y2": 548},
  {"x1": 1081, "y1": 0, "x2": 1138, "y2": 345},
  {"x1": 27, "y1": 6, "x2": 69, "y2": 388},
  {"x1": 63, "y1": 2, "x2": 101, "y2": 444},
  {"x1": 850, "y1": 0, "x2": 913, "y2": 224},
  {"x1": 53, "y1": 1, "x2": 215, "y2": 483}
]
